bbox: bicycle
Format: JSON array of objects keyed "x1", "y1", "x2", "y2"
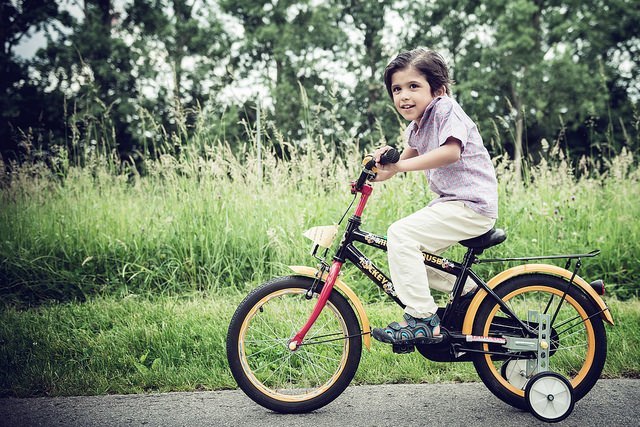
[{"x1": 226, "y1": 149, "x2": 613, "y2": 423}]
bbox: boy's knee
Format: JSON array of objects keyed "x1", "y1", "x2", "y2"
[
  {"x1": 387, "y1": 221, "x2": 402, "y2": 244},
  {"x1": 387, "y1": 219, "x2": 411, "y2": 246}
]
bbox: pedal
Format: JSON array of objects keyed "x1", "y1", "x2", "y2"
[{"x1": 392, "y1": 343, "x2": 415, "y2": 354}]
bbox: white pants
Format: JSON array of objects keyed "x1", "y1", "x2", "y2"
[{"x1": 387, "y1": 201, "x2": 496, "y2": 318}]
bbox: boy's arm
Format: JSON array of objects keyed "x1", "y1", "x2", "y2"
[
  {"x1": 372, "y1": 147, "x2": 418, "y2": 182},
  {"x1": 380, "y1": 138, "x2": 461, "y2": 174}
]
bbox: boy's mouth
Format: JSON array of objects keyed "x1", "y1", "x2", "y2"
[{"x1": 400, "y1": 104, "x2": 415, "y2": 110}]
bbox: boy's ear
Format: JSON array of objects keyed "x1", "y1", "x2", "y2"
[{"x1": 434, "y1": 86, "x2": 446, "y2": 97}]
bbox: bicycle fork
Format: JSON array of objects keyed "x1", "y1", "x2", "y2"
[{"x1": 288, "y1": 261, "x2": 344, "y2": 351}]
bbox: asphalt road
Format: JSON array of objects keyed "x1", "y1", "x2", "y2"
[{"x1": 1, "y1": 379, "x2": 638, "y2": 427}]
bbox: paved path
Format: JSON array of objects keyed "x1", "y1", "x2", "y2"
[{"x1": 2, "y1": 379, "x2": 639, "y2": 426}]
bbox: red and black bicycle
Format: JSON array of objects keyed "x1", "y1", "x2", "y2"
[{"x1": 226, "y1": 149, "x2": 613, "y2": 422}]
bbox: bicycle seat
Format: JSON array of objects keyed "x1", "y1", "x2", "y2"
[{"x1": 459, "y1": 228, "x2": 506, "y2": 252}]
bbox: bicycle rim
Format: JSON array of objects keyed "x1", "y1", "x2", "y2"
[
  {"x1": 237, "y1": 287, "x2": 352, "y2": 403},
  {"x1": 474, "y1": 277, "x2": 605, "y2": 402}
]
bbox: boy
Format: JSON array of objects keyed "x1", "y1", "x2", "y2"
[{"x1": 371, "y1": 48, "x2": 498, "y2": 345}]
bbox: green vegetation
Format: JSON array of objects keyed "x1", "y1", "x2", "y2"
[
  {"x1": 3, "y1": 1, "x2": 638, "y2": 170},
  {"x1": 1, "y1": 137, "x2": 639, "y2": 397},
  {"x1": 2, "y1": 0, "x2": 639, "y2": 400},
  {"x1": 1, "y1": 140, "x2": 639, "y2": 304},
  {"x1": 1, "y1": 295, "x2": 638, "y2": 397}
]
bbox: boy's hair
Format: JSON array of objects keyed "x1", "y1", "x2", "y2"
[{"x1": 383, "y1": 48, "x2": 453, "y2": 98}]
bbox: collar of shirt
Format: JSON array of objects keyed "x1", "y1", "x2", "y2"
[{"x1": 406, "y1": 96, "x2": 446, "y2": 138}]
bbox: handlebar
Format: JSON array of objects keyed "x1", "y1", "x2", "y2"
[{"x1": 353, "y1": 148, "x2": 400, "y2": 191}]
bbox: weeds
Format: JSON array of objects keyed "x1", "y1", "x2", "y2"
[{"x1": 1, "y1": 126, "x2": 639, "y2": 304}]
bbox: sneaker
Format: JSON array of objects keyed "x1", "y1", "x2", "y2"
[{"x1": 372, "y1": 313, "x2": 443, "y2": 345}]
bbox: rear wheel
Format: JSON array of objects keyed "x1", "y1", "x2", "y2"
[
  {"x1": 472, "y1": 274, "x2": 607, "y2": 410},
  {"x1": 227, "y1": 276, "x2": 362, "y2": 413}
]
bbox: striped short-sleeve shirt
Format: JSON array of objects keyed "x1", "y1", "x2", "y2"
[{"x1": 406, "y1": 96, "x2": 498, "y2": 218}]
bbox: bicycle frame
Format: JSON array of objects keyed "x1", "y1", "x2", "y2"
[
  {"x1": 289, "y1": 179, "x2": 613, "y2": 352},
  {"x1": 289, "y1": 182, "x2": 533, "y2": 350}
]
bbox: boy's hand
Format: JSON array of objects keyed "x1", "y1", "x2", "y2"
[
  {"x1": 371, "y1": 146, "x2": 399, "y2": 181},
  {"x1": 372, "y1": 168, "x2": 396, "y2": 182},
  {"x1": 373, "y1": 146, "x2": 392, "y2": 164}
]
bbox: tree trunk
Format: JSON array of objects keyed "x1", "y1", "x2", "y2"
[
  {"x1": 510, "y1": 84, "x2": 524, "y2": 181},
  {"x1": 365, "y1": 39, "x2": 379, "y2": 129}
]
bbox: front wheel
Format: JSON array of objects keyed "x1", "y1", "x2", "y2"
[
  {"x1": 226, "y1": 276, "x2": 362, "y2": 413},
  {"x1": 472, "y1": 274, "x2": 607, "y2": 410}
]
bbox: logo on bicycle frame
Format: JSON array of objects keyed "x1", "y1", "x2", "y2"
[
  {"x1": 424, "y1": 253, "x2": 445, "y2": 267},
  {"x1": 357, "y1": 256, "x2": 397, "y2": 296},
  {"x1": 364, "y1": 233, "x2": 387, "y2": 248}
]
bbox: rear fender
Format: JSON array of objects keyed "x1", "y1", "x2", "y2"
[
  {"x1": 289, "y1": 266, "x2": 371, "y2": 350},
  {"x1": 462, "y1": 264, "x2": 614, "y2": 334}
]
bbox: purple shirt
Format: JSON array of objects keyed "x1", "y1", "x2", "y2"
[{"x1": 405, "y1": 96, "x2": 498, "y2": 218}]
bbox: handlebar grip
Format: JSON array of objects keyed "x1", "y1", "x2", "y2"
[{"x1": 379, "y1": 148, "x2": 400, "y2": 165}]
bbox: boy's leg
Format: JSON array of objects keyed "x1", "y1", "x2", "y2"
[
  {"x1": 387, "y1": 201, "x2": 495, "y2": 319},
  {"x1": 426, "y1": 266, "x2": 477, "y2": 295}
]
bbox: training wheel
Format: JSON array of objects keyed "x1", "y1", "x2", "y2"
[
  {"x1": 500, "y1": 359, "x2": 530, "y2": 390},
  {"x1": 525, "y1": 372, "x2": 575, "y2": 423}
]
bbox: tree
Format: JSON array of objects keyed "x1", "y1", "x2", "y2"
[
  {"x1": 342, "y1": 0, "x2": 392, "y2": 135},
  {"x1": 404, "y1": 0, "x2": 638, "y2": 175},
  {"x1": 0, "y1": 0, "x2": 71, "y2": 162},
  {"x1": 220, "y1": 0, "x2": 347, "y2": 144},
  {"x1": 126, "y1": 0, "x2": 232, "y2": 131}
]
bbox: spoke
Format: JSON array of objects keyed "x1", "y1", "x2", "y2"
[
  {"x1": 298, "y1": 349, "x2": 335, "y2": 377},
  {"x1": 552, "y1": 342, "x2": 587, "y2": 352},
  {"x1": 245, "y1": 341, "x2": 285, "y2": 358},
  {"x1": 244, "y1": 339, "x2": 288, "y2": 346},
  {"x1": 284, "y1": 297, "x2": 304, "y2": 333},
  {"x1": 261, "y1": 352, "x2": 295, "y2": 385},
  {"x1": 553, "y1": 327, "x2": 586, "y2": 344},
  {"x1": 304, "y1": 351, "x2": 344, "y2": 367},
  {"x1": 253, "y1": 311, "x2": 284, "y2": 342},
  {"x1": 556, "y1": 320, "x2": 589, "y2": 337},
  {"x1": 543, "y1": 292, "x2": 556, "y2": 315},
  {"x1": 553, "y1": 312, "x2": 583, "y2": 330},
  {"x1": 296, "y1": 349, "x2": 325, "y2": 386},
  {"x1": 251, "y1": 351, "x2": 292, "y2": 372}
]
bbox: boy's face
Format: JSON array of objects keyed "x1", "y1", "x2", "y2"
[{"x1": 390, "y1": 66, "x2": 442, "y2": 122}]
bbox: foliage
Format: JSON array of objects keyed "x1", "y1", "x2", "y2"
[
  {"x1": 405, "y1": 0, "x2": 640, "y2": 172},
  {"x1": 2, "y1": 0, "x2": 638, "y2": 166}
]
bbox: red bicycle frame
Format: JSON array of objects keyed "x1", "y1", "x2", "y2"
[{"x1": 288, "y1": 183, "x2": 373, "y2": 350}]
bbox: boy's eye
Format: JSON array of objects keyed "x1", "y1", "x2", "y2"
[
  {"x1": 392, "y1": 87, "x2": 400, "y2": 93},
  {"x1": 410, "y1": 83, "x2": 420, "y2": 89}
]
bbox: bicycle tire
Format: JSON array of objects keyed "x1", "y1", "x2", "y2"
[
  {"x1": 227, "y1": 276, "x2": 362, "y2": 413},
  {"x1": 472, "y1": 274, "x2": 607, "y2": 410}
]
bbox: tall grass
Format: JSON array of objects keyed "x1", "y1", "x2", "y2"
[{"x1": 1, "y1": 124, "x2": 639, "y2": 304}]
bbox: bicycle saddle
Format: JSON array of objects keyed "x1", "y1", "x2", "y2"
[{"x1": 460, "y1": 228, "x2": 506, "y2": 252}]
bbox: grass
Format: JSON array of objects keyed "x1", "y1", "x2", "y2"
[
  {"x1": 0, "y1": 294, "x2": 236, "y2": 396},
  {"x1": 1, "y1": 122, "x2": 639, "y2": 397},
  {"x1": 1, "y1": 142, "x2": 639, "y2": 304},
  {"x1": 1, "y1": 293, "x2": 638, "y2": 397}
]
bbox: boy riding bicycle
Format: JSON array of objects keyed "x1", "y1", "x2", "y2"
[{"x1": 371, "y1": 48, "x2": 498, "y2": 346}]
